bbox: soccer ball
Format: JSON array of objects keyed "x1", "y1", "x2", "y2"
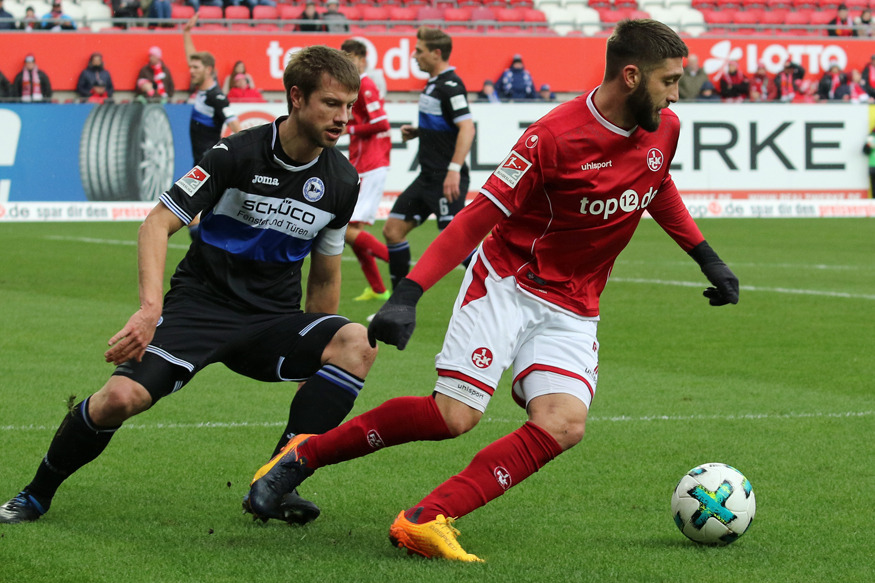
[{"x1": 671, "y1": 462, "x2": 756, "y2": 545}]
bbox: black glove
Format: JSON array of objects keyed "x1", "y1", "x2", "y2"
[
  {"x1": 688, "y1": 241, "x2": 739, "y2": 306},
  {"x1": 367, "y1": 278, "x2": 424, "y2": 350}
]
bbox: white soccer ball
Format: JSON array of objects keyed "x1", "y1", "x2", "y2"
[{"x1": 671, "y1": 462, "x2": 756, "y2": 545}]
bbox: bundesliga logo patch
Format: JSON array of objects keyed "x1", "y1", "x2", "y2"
[
  {"x1": 494, "y1": 151, "x2": 532, "y2": 188},
  {"x1": 175, "y1": 166, "x2": 210, "y2": 197}
]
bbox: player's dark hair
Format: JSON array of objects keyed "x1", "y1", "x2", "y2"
[
  {"x1": 417, "y1": 26, "x2": 452, "y2": 61},
  {"x1": 283, "y1": 45, "x2": 361, "y2": 112},
  {"x1": 341, "y1": 39, "x2": 367, "y2": 59},
  {"x1": 604, "y1": 19, "x2": 688, "y2": 80},
  {"x1": 190, "y1": 52, "x2": 216, "y2": 70}
]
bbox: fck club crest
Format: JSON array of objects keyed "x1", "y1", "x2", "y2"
[
  {"x1": 494, "y1": 466, "x2": 512, "y2": 490},
  {"x1": 646, "y1": 148, "x2": 664, "y2": 172},
  {"x1": 471, "y1": 347, "x2": 493, "y2": 369}
]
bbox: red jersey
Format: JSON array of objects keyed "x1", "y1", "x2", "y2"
[
  {"x1": 348, "y1": 73, "x2": 391, "y2": 173},
  {"x1": 478, "y1": 89, "x2": 704, "y2": 317}
]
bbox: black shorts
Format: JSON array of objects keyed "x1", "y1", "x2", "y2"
[
  {"x1": 390, "y1": 170, "x2": 469, "y2": 229},
  {"x1": 112, "y1": 287, "x2": 349, "y2": 403}
]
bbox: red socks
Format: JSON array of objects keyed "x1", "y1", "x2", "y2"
[
  {"x1": 410, "y1": 421, "x2": 563, "y2": 523},
  {"x1": 301, "y1": 396, "x2": 452, "y2": 469},
  {"x1": 352, "y1": 230, "x2": 389, "y2": 294}
]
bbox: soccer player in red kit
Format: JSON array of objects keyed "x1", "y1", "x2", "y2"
[
  {"x1": 341, "y1": 39, "x2": 393, "y2": 302},
  {"x1": 247, "y1": 19, "x2": 739, "y2": 561}
]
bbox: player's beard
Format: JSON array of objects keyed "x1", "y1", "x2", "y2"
[{"x1": 628, "y1": 79, "x2": 661, "y2": 133}]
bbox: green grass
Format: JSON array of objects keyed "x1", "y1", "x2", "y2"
[{"x1": 0, "y1": 219, "x2": 873, "y2": 582}]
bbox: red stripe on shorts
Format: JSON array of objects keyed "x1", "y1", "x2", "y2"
[
  {"x1": 460, "y1": 258, "x2": 489, "y2": 308},
  {"x1": 437, "y1": 368, "x2": 496, "y2": 396},
  {"x1": 513, "y1": 364, "x2": 595, "y2": 400}
]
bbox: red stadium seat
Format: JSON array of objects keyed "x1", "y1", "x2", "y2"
[
  {"x1": 444, "y1": 24, "x2": 472, "y2": 33},
  {"x1": 692, "y1": 0, "x2": 719, "y2": 10},
  {"x1": 701, "y1": 8, "x2": 734, "y2": 34},
  {"x1": 783, "y1": 9, "x2": 813, "y2": 35},
  {"x1": 198, "y1": 4, "x2": 223, "y2": 21},
  {"x1": 224, "y1": 5, "x2": 250, "y2": 20},
  {"x1": 733, "y1": 8, "x2": 763, "y2": 33},
  {"x1": 416, "y1": 6, "x2": 445, "y2": 23},
  {"x1": 359, "y1": 5, "x2": 389, "y2": 22},
  {"x1": 470, "y1": 5, "x2": 497, "y2": 20},
  {"x1": 791, "y1": 0, "x2": 817, "y2": 9},
  {"x1": 171, "y1": 4, "x2": 194, "y2": 20},
  {"x1": 764, "y1": 0, "x2": 791, "y2": 8},
  {"x1": 524, "y1": 7, "x2": 549, "y2": 28},
  {"x1": 340, "y1": 6, "x2": 362, "y2": 21},
  {"x1": 444, "y1": 6, "x2": 473, "y2": 22},
  {"x1": 627, "y1": 9, "x2": 651, "y2": 18},
  {"x1": 597, "y1": 7, "x2": 632, "y2": 28},
  {"x1": 740, "y1": 0, "x2": 767, "y2": 9},
  {"x1": 253, "y1": 23, "x2": 281, "y2": 30},
  {"x1": 388, "y1": 5, "x2": 416, "y2": 23},
  {"x1": 495, "y1": 7, "x2": 527, "y2": 24},
  {"x1": 588, "y1": 0, "x2": 612, "y2": 9},
  {"x1": 760, "y1": 6, "x2": 788, "y2": 32},
  {"x1": 508, "y1": 0, "x2": 535, "y2": 8},
  {"x1": 809, "y1": 8, "x2": 835, "y2": 33},
  {"x1": 253, "y1": 5, "x2": 279, "y2": 20},
  {"x1": 615, "y1": 0, "x2": 639, "y2": 9}
]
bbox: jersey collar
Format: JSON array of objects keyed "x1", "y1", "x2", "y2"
[
  {"x1": 428, "y1": 66, "x2": 456, "y2": 83},
  {"x1": 271, "y1": 117, "x2": 320, "y2": 172},
  {"x1": 586, "y1": 87, "x2": 637, "y2": 138}
]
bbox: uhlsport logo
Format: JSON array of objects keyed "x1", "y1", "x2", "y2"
[
  {"x1": 175, "y1": 166, "x2": 210, "y2": 197},
  {"x1": 303, "y1": 177, "x2": 325, "y2": 202},
  {"x1": 647, "y1": 148, "x2": 664, "y2": 172},
  {"x1": 471, "y1": 347, "x2": 493, "y2": 369},
  {"x1": 494, "y1": 150, "x2": 532, "y2": 188},
  {"x1": 366, "y1": 429, "x2": 385, "y2": 450},
  {"x1": 494, "y1": 466, "x2": 512, "y2": 490},
  {"x1": 525, "y1": 134, "x2": 538, "y2": 149}
]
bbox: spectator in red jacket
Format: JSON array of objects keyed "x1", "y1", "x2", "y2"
[
  {"x1": 827, "y1": 4, "x2": 856, "y2": 37},
  {"x1": 718, "y1": 60, "x2": 749, "y2": 102},
  {"x1": 227, "y1": 73, "x2": 266, "y2": 103}
]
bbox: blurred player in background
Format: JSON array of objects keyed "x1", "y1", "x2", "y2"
[
  {"x1": 246, "y1": 20, "x2": 740, "y2": 561},
  {"x1": 384, "y1": 26, "x2": 476, "y2": 290},
  {"x1": 341, "y1": 39, "x2": 392, "y2": 303},
  {"x1": 184, "y1": 13, "x2": 241, "y2": 239},
  {"x1": 0, "y1": 46, "x2": 374, "y2": 526}
]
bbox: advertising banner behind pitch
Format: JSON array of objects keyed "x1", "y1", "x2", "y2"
[
  {"x1": 1, "y1": 32, "x2": 874, "y2": 94},
  {"x1": 0, "y1": 101, "x2": 872, "y2": 221}
]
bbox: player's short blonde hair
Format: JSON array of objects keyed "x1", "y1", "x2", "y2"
[{"x1": 417, "y1": 26, "x2": 453, "y2": 61}]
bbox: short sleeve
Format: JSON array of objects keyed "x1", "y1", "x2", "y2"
[
  {"x1": 159, "y1": 141, "x2": 234, "y2": 224},
  {"x1": 479, "y1": 125, "x2": 556, "y2": 216}
]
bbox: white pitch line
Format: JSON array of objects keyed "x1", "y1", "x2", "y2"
[
  {"x1": 41, "y1": 236, "x2": 870, "y2": 297},
  {"x1": 611, "y1": 277, "x2": 875, "y2": 301},
  {"x1": 2, "y1": 410, "x2": 871, "y2": 433},
  {"x1": 44, "y1": 235, "x2": 190, "y2": 251}
]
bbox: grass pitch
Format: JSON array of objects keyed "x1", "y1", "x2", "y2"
[{"x1": 0, "y1": 218, "x2": 873, "y2": 583}]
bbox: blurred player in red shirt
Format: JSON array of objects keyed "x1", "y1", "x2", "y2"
[
  {"x1": 247, "y1": 20, "x2": 739, "y2": 561},
  {"x1": 341, "y1": 39, "x2": 393, "y2": 302}
]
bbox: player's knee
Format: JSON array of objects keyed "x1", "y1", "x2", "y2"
[
  {"x1": 434, "y1": 394, "x2": 482, "y2": 437},
  {"x1": 382, "y1": 220, "x2": 405, "y2": 245},
  {"x1": 89, "y1": 379, "x2": 152, "y2": 425},
  {"x1": 534, "y1": 415, "x2": 586, "y2": 451},
  {"x1": 324, "y1": 323, "x2": 378, "y2": 378}
]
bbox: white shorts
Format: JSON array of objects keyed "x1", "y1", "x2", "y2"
[
  {"x1": 434, "y1": 252, "x2": 599, "y2": 413},
  {"x1": 350, "y1": 166, "x2": 389, "y2": 224}
]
